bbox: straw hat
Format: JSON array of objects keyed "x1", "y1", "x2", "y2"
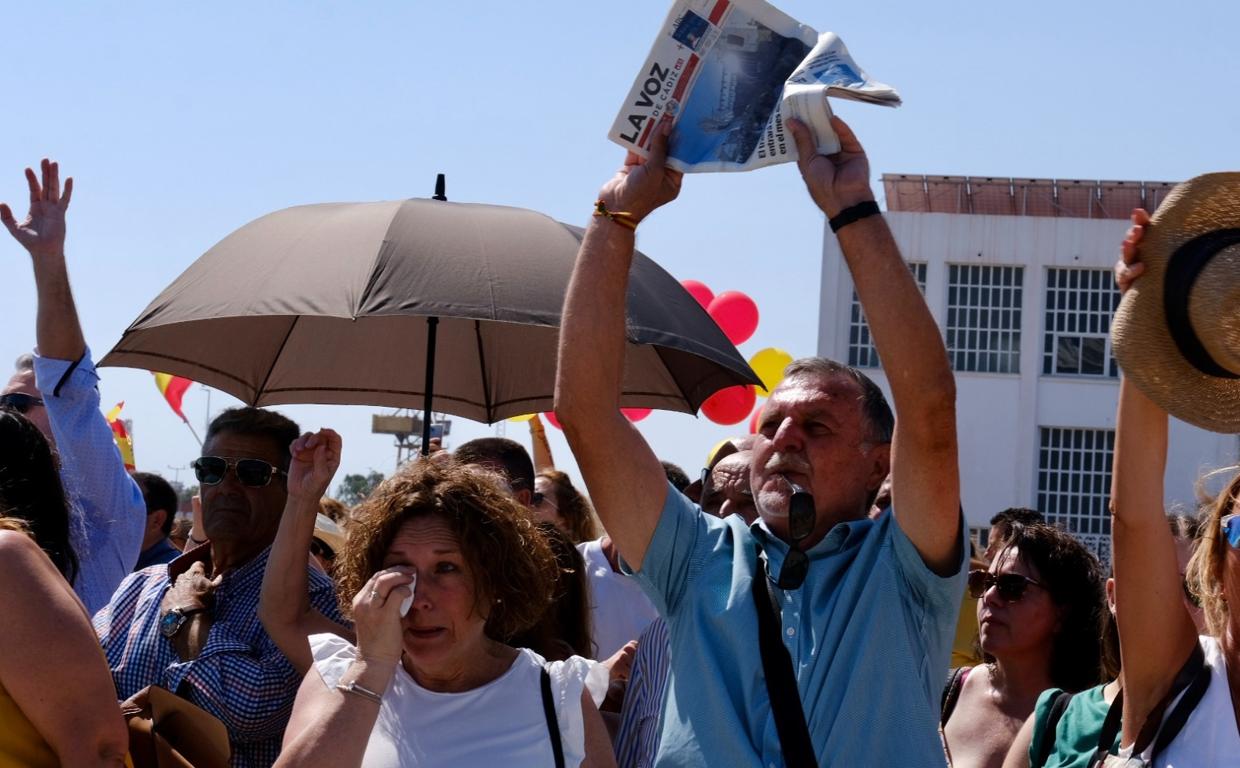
[
  {"x1": 312, "y1": 513, "x2": 346, "y2": 555},
  {"x1": 1111, "y1": 172, "x2": 1240, "y2": 433}
]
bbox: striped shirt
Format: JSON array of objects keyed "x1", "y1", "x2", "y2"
[
  {"x1": 93, "y1": 545, "x2": 345, "y2": 767},
  {"x1": 615, "y1": 617, "x2": 671, "y2": 768}
]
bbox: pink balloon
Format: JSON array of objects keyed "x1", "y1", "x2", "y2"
[
  {"x1": 680, "y1": 279, "x2": 714, "y2": 309},
  {"x1": 622, "y1": 407, "x2": 652, "y2": 423},
  {"x1": 707, "y1": 291, "x2": 760, "y2": 345},
  {"x1": 700, "y1": 385, "x2": 757, "y2": 426},
  {"x1": 543, "y1": 411, "x2": 562, "y2": 430}
]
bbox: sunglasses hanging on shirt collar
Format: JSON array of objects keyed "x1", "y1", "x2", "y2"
[{"x1": 771, "y1": 483, "x2": 816, "y2": 590}]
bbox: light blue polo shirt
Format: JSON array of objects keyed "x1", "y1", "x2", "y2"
[{"x1": 626, "y1": 484, "x2": 965, "y2": 768}]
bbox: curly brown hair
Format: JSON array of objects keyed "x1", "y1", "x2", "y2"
[
  {"x1": 537, "y1": 470, "x2": 599, "y2": 544},
  {"x1": 334, "y1": 460, "x2": 559, "y2": 642}
]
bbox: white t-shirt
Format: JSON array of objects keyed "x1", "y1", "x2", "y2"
[
  {"x1": 309, "y1": 634, "x2": 608, "y2": 768},
  {"x1": 1126, "y1": 635, "x2": 1240, "y2": 767},
  {"x1": 578, "y1": 538, "x2": 659, "y2": 659}
]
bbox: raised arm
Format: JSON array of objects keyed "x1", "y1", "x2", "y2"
[
  {"x1": 1, "y1": 159, "x2": 85, "y2": 360},
  {"x1": 555, "y1": 120, "x2": 682, "y2": 570},
  {"x1": 790, "y1": 118, "x2": 960, "y2": 572},
  {"x1": 529, "y1": 414, "x2": 556, "y2": 472},
  {"x1": 1109, "y1": 209, "x2": 1198, "y2": 744},
  {"x1": 259, "y1": 428, "x2": 354, "y2": 673}
]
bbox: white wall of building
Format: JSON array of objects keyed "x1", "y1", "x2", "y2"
[{"x1": 818, "y1": 211, "x2": 1238, "y2": 536}]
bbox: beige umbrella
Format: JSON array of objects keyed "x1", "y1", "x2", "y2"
[{"x1": 101, "y1": 195, "x2": 759, "y2": 449}]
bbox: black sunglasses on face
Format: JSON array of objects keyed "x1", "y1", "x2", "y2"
[
  {"x1": 192, "y1": 456, "x2": 287, "y2": 488},
  {"x1": 0, "y1": 392, "x2": 45, "y2": 414},
  {"x1": 968, "y1": 569, "x2": 1044, "y2": 602}
]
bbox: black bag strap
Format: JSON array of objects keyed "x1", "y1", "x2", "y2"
[
  {"x1": 1032, "y1": 690, "x2": 1075, "y2": 767},
  {"x1": 1092, "y1": 642, "x2": 1208, "y2": 765},
  {"x1": 753, "y1": 554, "x2": 817, "y2": 768},
  {"x1": 940, "y1": 666, "x2": 968, "y2": 728},
  {"x1": 539, "y1": 666, "x2": 566, "y2": 768}
]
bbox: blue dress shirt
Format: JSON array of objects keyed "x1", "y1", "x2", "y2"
[
  {"x1": 34, "y1": 348, "x2": 146, "y2": 614},
  {"x1": 626, "y1": 483, "x2": 965, "y2": 768}
]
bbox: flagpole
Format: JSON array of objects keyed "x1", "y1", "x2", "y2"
[{"x1": 182, "y1": 416, "x2": 203, "y2": 448}]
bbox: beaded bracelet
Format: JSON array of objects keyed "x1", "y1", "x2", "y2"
[{"x1": 594, "y1": 200, "x2": 639, "y2": 231}]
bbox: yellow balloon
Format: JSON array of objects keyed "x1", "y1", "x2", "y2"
[
  {"x1": 749, "y1": 347, "x2": 793, "y2": 394},
  {"x1": 506, "y1": 413, "x2": 536, "y2": 423},
  {"x1": 704, "y1": 438, "x2": 733, "y2": 469}
]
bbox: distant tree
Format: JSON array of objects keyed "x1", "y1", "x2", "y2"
[{"x1": 336, "y1": 470, "x2": 386, "y2": 507}]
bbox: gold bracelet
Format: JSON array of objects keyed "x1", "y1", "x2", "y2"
[{"x1": 593, "y1": 200, "x2": 639, "y2": 231}]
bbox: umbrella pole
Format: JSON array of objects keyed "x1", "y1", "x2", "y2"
[{"x1": 421, "y1": 316, "x2": 439, "y2": 456}]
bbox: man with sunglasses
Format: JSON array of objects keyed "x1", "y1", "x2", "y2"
[
  {"x1": 93, "y1": 407, "x2": 345, "y2": 766},
  {"x1": 1, "y1": 159, "x2": 146, "y2": 615},
  {"x1": 556, "y1": 117, "x2": 966, "y2": 766}
]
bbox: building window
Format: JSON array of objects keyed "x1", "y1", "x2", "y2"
[
  {"x1": 1043, "y1": 268, "x2": 1120, "y2": 377},
  {"x1": 946, "y1": 264, "x2": 1023, "y2": 373},
  {"x1": 847, "y1": 262, "x2": 928, "y2": 368},
  {"x1": 1037, "y1": 427, "x2": 1115, "y2": 563}
]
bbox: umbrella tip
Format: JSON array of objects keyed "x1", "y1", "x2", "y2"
[{"x1": 433, "y1": 174, "x2": 447, "y2": 201}]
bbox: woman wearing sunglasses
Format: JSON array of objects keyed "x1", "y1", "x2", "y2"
[
  {"x1": 940, "y1": 522, "x2": 1105, "y2": 767},
  {"x1": 261, "y1": 430, "x2": 615, "y2": 768}
]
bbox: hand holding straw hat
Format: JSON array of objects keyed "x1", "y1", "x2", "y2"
[{"x1": 1111, "y1": 173, "x2": 1240, "y2": 433}]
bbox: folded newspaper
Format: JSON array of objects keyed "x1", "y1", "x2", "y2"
[{"x1": 609, "y1": 0, "x2": 900, "y2": 173}]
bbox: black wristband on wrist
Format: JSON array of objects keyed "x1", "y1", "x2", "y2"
[{"x1": 828, "y1": 200, "x2": 881, "y2": 233}]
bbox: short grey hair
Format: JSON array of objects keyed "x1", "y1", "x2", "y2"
[
  {"x1": 782, "y1": 357, "x2": 894, "y2": 444},
  {"x1": 13, "y1": 353, "x2": 34, "y2": 373}
]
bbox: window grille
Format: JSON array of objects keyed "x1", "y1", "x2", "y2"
[
  {"x1": 946, "y1": 264, "x2": 1023, "y2": 373},
  {"x1": 847, "y1": 263, "x2": 928, "y2": 368},
  {"x1": 1037, "y1": 426, "x2": 1115, "y2": 563},
  {"x1": 1042, "y1": 268, "x2": 1120, "y2": 377}
]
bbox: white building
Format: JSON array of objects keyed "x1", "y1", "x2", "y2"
[{"x1": 817, "y1": 174, "x2": 1239, "y2": 561}]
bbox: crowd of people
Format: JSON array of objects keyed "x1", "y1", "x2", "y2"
[{"x1": 0, "y1": 116, "x2": 1236, "y2": 768}]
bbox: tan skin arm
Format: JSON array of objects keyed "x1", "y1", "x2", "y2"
[
  {"x1": 529, "y1": 414, "x2": 556, "y2": 472},
  {"x1": 1110, "y1": 208, "x2": 1198, "y2": 745},
  {"x1": 581, "y1": 687, "x2": 618, "y2": 768},
  {"x1": 0, "y1": 531, "x2": 128, "y2": 766},
  {"x1": 789, "y1": 118, "x2": 960, "y2": 572},
  {"x1": 555, "y1": 120, "x2": 681, "y2": 570},
  {"x1": 259, "y1": 429, "x2": 355, "y2": 674}
]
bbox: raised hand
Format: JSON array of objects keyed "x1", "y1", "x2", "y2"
[
  {"x1": 287, "y1": 429, "x2": 343, "y2": 502},
  {"x1": 788, "y1": 116, "x2": 873, "y2": 218},
  {"x1": 1115, "y1": 208, "x2": 1151, "y2": 295},
  {"x1": 0, "y1": 158, "x2": 73, "y2": 260},
  {"x1": 597, "y1": 117, "x2": 683, "y2": 224}
]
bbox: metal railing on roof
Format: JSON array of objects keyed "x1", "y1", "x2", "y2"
[{"x1": 880, "y1": 174, "x2": 1178, "y2": 220}]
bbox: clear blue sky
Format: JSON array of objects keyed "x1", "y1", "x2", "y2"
[{"x1": 2, "y1": 1, "x2": 1236, "y2": 496}]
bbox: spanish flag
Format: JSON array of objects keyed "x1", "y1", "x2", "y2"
[
  {"x1": 152, "y1": 372, "x2": 193, "y2": 421},
  {"x1": 105, "y1": 402, "x2": 136, "y2": 472}
]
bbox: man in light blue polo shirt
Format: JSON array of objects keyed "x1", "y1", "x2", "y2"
[{"x1": 556, "y1": 115, "x2": 965, "y2": 766}]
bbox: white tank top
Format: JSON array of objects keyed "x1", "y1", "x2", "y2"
[
  {"x1": 1136, "y1": 635, "x2": 1240, "y2": 767},
  {"x1": 309, "y1": 634, "x2": 608, "y2": 768}
]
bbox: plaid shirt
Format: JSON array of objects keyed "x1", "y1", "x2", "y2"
[{"x1": 94, "y1": 545, "x2": 345, "y2": 767}]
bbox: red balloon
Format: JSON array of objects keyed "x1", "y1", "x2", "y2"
[
  {"x1": 700, "y1": 385, "x2": 757, "y2": 425},
  {"x1": 543, "y1": 411, "x2": 562, "y2": 430},
  {"x1": 748, "y1": 401, "x2": 763, "y2": 434},
  {"x1": 681, "y1": 279, "x2": 714, "y2": 309},
  {"x1": 707, "y1": 291, "x2": 760, "y2": 345},
  {"x1": 622, "y1": 407, "x2": 652, "y2": 423}
]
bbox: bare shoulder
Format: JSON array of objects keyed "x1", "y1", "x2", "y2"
[{"x1": 0, "y1": 529, "x2": 52, "y2": 580}]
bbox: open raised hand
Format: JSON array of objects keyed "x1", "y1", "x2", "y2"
[{"x1": 0, "y1": 158, "x2": 72, "y2": 260}]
